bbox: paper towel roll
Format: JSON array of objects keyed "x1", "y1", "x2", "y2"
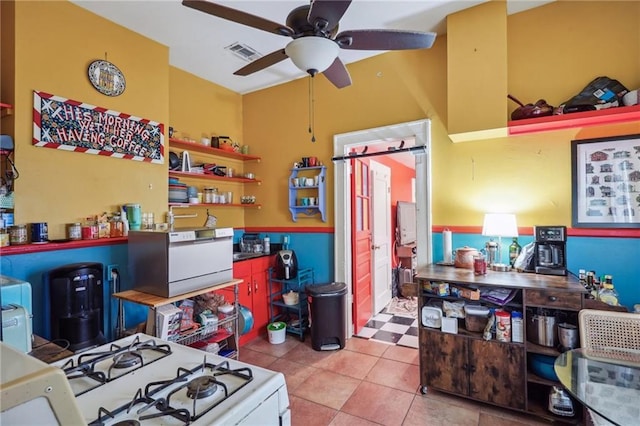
[{"x1": 443, "y1": 229, "x2": 452, "y2": 263}]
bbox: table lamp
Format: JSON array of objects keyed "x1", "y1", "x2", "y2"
[{"x1": 482, "y1": 213, "x2": 518, "y2": 271}]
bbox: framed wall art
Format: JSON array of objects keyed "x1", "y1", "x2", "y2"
[
  {"x1": 571, "y1": 134, "x2": 640, "y2": 228},
  {"x1": 33, "y1": 90, "x2": 164, "y2": 164}
]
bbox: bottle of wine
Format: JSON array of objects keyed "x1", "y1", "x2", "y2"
[{"x1": 508, "y1": 237, "x2": 521, "y2": 267}]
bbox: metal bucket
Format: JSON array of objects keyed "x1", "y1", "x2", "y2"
[{"x1": 527, "y1": 313, "x2": 557, "y2": 347}]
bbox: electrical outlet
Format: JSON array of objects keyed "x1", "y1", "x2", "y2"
[{"x1": 107, "y1": 264, "x2": 119, "y2": 281}]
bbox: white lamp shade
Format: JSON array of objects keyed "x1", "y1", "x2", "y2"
[
  {"x1": 285, "y1": 37, "x2": 339, "y2": 74},
  {"x1": 482, "y1": 213, "x2": 518, "y2": 237}
]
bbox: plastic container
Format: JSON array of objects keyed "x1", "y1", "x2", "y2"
[
  {"x1": 464, "y1": 305, "x2": 490, "y2": 332},
  {"x1": 511, "y1": 311, "x2": 524, "y2": 343},
  {"x1": 267, "y1": 321, "x2": 286, "y2": 344},
  {"x1": 495, "y1": 309, "x2": 511, "y2": 342}
]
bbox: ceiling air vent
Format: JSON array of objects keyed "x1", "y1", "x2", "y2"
[{"x1": 225, "y1": 42, "x2": 262, "y2": 62}]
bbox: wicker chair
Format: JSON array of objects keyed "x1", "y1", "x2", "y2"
[{"x1": 578, "y1": 309, "x2": 640, "y2": 426}]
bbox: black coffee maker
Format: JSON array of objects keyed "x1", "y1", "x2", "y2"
[
  {"x1": 275, "y1": 250, "x2": 298, "y2": 280},
  {"x1": 46, "y1": 262, "x2": 106, "y2": 352},
  {"x1": 534, "y1": 226, "x2": 567, "y2": 276}
]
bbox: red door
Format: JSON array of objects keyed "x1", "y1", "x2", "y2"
[{"x1": 351, "y1": 159, "x2": 372, "y2": 334}]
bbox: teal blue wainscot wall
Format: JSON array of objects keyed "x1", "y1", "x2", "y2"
[
  {"x1": 431, "y1": 233, "x2": 640, "y2": 310},
  {"x1": 0, "y1": 230, "x2": 337, "y2": 343},
  {"x1": 0, "y1": 243, "x2": 142, "y2": 342}
]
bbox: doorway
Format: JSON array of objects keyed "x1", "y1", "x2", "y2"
[{"x1": 334, "y1": 119, "x2": 433, "y2": 338}]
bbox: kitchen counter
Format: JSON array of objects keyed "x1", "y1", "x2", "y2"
[
  {"x1": 415, "y1": 264, "x2": 584, "y2": 291},
  {"x1": 29, "y1": 335, "x2": 74, "y2": 364}
]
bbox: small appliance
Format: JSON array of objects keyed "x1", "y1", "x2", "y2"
[
  {"x1": 275, "y1": 250, "x2": 298, "y2": 280},
  {"x1": 45, "y1": 262, "x2": 106, "y2": 352},
  {"x1": 1, "y1": 304, "x2": 32, "y2": 352},
  {"x1": 0, "y1": 275, "x2": 33, "y2": 351},
  {"x1": 128, "y1": 227, "x2": 233, "y2": 298},
  {"x1": 548, "y1": 385, "x2": 575, "y2": 417},
  {"x1": 534, "y1": 225, "x2": 567, "y2": 276}
]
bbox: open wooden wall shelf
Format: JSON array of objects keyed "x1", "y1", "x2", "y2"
[{"x1": 508, "y1": 104, "x2": 640, "y2": 136}]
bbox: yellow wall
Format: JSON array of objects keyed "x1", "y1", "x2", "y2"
[
  {"x1": 3, "y1": 0, "x2": 639, "y2": 236},
  {"x1": 243, "y1": 0, "x2": 640, "y2": 228},
  {"x1": 3, "y1": 2, "x2": 249, "y2": 236},
  {"x1": 10, "y1": 1, "x2": 169, "y2": 238},
  {"x1": 167, "y1": 67, "x2": 245, "y2": 229}
]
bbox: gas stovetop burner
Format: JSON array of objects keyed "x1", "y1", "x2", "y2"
[
  {"x1": 113, "y1": 351, "x2": 142, "y2": 369},
  {"x1": 112, "y1": 421, "x2": 140, "y2": 426},
  {"x1": 186, "y1": 376, "x2": 219, "y2": 399}
]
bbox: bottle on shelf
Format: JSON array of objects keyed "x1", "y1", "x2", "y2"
[
  {"x1": 508, "y1": 237, "x2": 521, "y2": 267},
  {"x1": 598, "y1": 275, "x2": 619, "y2": 306}
]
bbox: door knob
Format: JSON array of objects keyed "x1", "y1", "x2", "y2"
[{"x1": 371, "y1": 244, "x2": 380, "y2": 250}]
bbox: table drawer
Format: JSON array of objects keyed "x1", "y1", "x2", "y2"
[{"x1": 525, "y1": 289, "x2": 582, "y2": 310}]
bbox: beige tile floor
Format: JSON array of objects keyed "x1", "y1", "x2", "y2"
[{"x1": 240, "y1": 334, "x2": 551, "y2": 426}]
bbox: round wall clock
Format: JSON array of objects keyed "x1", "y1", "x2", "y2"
[{"x1": 88, "y1": 60, "x2": 126, "y2": 96}]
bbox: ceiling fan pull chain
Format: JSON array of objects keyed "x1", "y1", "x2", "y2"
[{"x1": 309, "y1": 76, "x2": 316, "y2": 142}]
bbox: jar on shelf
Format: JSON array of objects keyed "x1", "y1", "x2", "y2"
[
  {"x1": 67, "y1": 222, "x2": 82, "y2": 240},
  {"x1": 109, "y1": 214, "x2": 124, "y2": 237},
  {"x1": 9, "y1": 224, "x2": 28, "y2": 245}
]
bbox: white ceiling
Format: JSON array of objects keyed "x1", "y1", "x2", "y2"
[{"x1": 70, "y1": 0, "x2": 553, "y2": 95}]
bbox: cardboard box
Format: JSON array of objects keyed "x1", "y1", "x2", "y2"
[
  {"x1": 452, "y1": 286, "x2": 480, "y2": 300},
  {"x1": 155, "y1": 304, "x2": 183, "y2": 341}
]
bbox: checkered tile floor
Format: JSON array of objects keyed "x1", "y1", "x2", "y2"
[{"x1": 355, "y1": 310, "x2": 419, "y2": 349}]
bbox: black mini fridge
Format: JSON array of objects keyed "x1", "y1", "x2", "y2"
[{"x1": 46, "y1": 262, "x2": 106, "y2": 352}]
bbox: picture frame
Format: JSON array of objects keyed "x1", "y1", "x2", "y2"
[{"x1": 571, "y1": 133, "x2": 640, "y2": 228}]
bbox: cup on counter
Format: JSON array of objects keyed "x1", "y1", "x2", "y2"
[
  {"x1": 201, "y1": 137, "x2": 210, "y2": 146},
  {"x1": 309, "y1": 197, "x2": 316, "y2": 206},
  {"x1": 305, "y1": 178, "x2": 314, "y2": 187},
  {"x1": 301, "y1": 198, "x2": 310, "y2": 206},
  {"x1": 308, "y1": 156, "x2": 317, "y2": 167},
  {"x1": 241, "y1": 145, "x2": 249, "y2": 155}
]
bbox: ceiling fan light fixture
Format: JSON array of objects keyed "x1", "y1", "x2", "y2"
[{"x1": 285, "y1": 37, "x2": 338, "y2": 75}]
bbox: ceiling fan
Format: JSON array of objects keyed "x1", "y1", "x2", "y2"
[{"x1": 182, "y1": 0, "x2": 437, "y2": 89}]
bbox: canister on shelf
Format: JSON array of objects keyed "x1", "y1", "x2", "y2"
[
  {"x1": 495, "y1": 309, "x2": 511, "y2": 342},
  {"x1": 67, "y1": 222, "x2": 82, "y2": 240},
  {"x1": 9, "y1": 224, "x2": 28, "y2": 245}
]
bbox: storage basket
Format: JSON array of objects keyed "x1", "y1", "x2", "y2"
[{"x1": 579, "y1": 309, "x2": 640, "y2": 365}]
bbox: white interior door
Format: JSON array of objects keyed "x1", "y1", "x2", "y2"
[{"x1": 370, "y1": 161, "x2": 392, "y2": 314}]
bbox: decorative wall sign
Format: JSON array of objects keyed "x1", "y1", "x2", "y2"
[
  {"x1": 88, "y1": 60, "x2": 126, "y2": 96},
  {"x1": 33, "y1": 90, "x2": 164, "y2": 164},
  {"x1": 571, "y1": 134, "x2": 640, "y2": 228}
]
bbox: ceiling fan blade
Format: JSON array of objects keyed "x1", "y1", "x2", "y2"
[
  {"x1": 307, "y1": 0, "x2": 352, "y2": 34},
  {"x1": 182, "y1": 0, "x2": 293, "y2": 37},
  {"x1": 336, "y1": 29, "x2": 436, "y2": 50},
  {"x1": 233, "y1": 49, "x2": 288, "y2": 76},
  {"x1": 322, "y1": 57, "x2": 352, "y2": 89}
]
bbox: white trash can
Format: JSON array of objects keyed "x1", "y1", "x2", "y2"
[{"x1": 267, "y1": 321, "x2": 286, "y2": 344}]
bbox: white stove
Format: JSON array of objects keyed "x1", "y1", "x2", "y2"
[{"x1": 2, "y1": 333, "x2": 290, "y2": 426}]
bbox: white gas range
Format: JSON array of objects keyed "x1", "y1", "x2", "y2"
[{"x1": 2, "y1": 333, "x2": 290, "y2": 425}]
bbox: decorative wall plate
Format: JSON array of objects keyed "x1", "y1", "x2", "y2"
[{"x1": 88, "y1": 60, "x2": 126, "y2": 96}]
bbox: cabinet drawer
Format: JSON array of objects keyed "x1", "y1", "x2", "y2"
[{"x1": 525, "y1": 289, "x2": 582, "y2": 310}]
